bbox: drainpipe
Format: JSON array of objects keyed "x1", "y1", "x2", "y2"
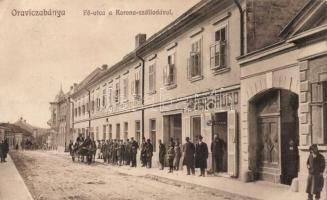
[
  {"x1": 85, "y1": 89, "x2": 91, "y2": 137},
  {"x1": 68, "y1": 97, "x2": 74, "y2": 142},
  {"x1": 136, "y1": 54, "x2": 145, "y2": 139},
  {"x1": 232, "y1": 0, "x2": 245, "y2": 56}
]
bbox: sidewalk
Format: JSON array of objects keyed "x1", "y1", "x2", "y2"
[
  {"x1": 95, "y1": 159, "x2": 307, "y2": 200},
  {"x1": 0, "y1": 154, "x2": 33, "y2": 200}
]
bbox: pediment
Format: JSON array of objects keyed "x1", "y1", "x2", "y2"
[{"x1": 279, "y1": 0, "x2": 327, "y2": 39}]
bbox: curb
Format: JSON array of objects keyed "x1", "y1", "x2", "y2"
[{"x1": 8, "y1": 154, "x2": 34, "y2": 200}]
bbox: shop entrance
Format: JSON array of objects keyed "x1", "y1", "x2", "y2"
[
  {"x1": 249, "y1": 89, "x2": 299, "y2": 185},
  {"x1": 163, "y1": 114, "x2": 182, "y2": 145},
  {"x1": 212, "y1": 112, "x2": 228, "y2": 173}
]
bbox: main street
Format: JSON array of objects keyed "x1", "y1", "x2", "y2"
[{"x1": 10, "y1": 151, "x2": 257, "y2": 200}]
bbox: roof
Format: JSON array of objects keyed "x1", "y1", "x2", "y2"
[{"x1": 0, "y1": 123, "x2": 33, "y2": 137}]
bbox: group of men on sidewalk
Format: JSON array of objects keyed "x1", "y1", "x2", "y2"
[{"x1": 0, "y1": 139, "x2": 9, "y2": 162}]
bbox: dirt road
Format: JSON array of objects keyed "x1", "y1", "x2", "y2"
[{"x1": 10, "y1": 151, "x2": 257, "y2": 200}]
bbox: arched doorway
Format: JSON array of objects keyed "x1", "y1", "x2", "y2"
[{"x1": 248, "y1": 88, "x2": 299, "y2": 185}]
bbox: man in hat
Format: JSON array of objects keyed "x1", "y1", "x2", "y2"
[
  {"x1": 130, "y1": 137, "x2": 139, "y2": 167},
  {"x1": 211, "y1": 134, "x2": 226, "y2": 173},
  {"x1": 158, "y1": 139, "x2": 166, "y2": 170},
  {"x1": 182, "y1": 137, "x2": 195, "y2": 175},
  {"x1": 306, "y1": 144, "x2": 325, "y2": 200},
  {"x1": 195, "y1": 135, "x2": 208, "y2": 177},
  {"x1": 145, "y1": 139, "x2": 153, "y2": 168}
]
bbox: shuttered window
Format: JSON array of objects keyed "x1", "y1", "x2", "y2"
[{"x1": 210, "y1": 26, "x2": 227, "y2": 70}]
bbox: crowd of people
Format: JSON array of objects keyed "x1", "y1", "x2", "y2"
[
  {"x1": 0, "y1": 139, "x2": 9, "y2": 162},
  {"x1": 69, "y1": 133, "x2": 227, "y2": 177}
]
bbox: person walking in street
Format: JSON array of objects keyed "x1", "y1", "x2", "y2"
[
  {"x1": 195, "y1": 135, "x2": 208, "y2": 177},
  {"x1": 131, "y1": 137, "x2": 139, "y2": 167},
  {"x1": 140, "y1": 138, "x2": 147, "y2": 167},
  {"x1": 158, "y1": 140, "x2": 166, "y2": 170},
  {"x1": 211, "y1": 134, "x2": 226, "y2": 174},
  {"x1": 0, "y1": 140, "x2": 4, "y2": 163},
  {"x1": 182, "y1": 137, "x2": 195, "y2": 175},
  {"x1": 167, "y1": 140, "x2": 175, "y2": 173},
  {"x1": 125, "y1": 139, "x2": 131, "y2": 165},
  {"x1": 3, "y1": 139, "x2": 9, "y2": 162},
  {"x1": 145, "y1": 139, "x2": 153, "y2": 168},
  {"x1": 306, "y1": 144, "x2": 325, "y2": 200},
  {"x1": 174, "y1": 140, "x2": 182, "y2": 171}
]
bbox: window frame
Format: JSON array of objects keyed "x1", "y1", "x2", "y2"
[{"x1": 210, "y1": 23, "x2": 229, "y2": 72}]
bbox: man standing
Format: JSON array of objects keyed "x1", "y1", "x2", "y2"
[
  {"x1": 3, "y1": 139, "x2": 9, "y2": 162},
  {"x1": 145, "y1": 139, "x2": 153, "y2": 168},
  {"x1": 140, "y1": 138, "x2": 147, "y2": 167},
  {"x1": 0, "y1": 140, "x2": 4, "y2": 163},
  {"x1": 182, "y1": 137, "x2": 195, "y2": 175},
  {"x1": 158, "y1": 140, "x2": 166, "y2": 170},
  {"x1": 125, "y1": 139, "x2": 131, "y2": 165},
  {"x1": 211, "y1": 134, "x2": 226, "y2": 173},
  {"x1": 306, "y1": 144, "x2": 325, "y2": 200},
  {"x1": 130, "y1": 137, "x2": 139, "y2": 167},
  {"x1": 195, "y1": 135, "x2": 208, "y2": 177}
]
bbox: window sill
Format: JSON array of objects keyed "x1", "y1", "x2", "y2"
[
  {"x1": 189, "y1": 75, "x2": 203, "y2": 83},
  {"x1": 212, "y1": 67, "x2": 230, "y2": 75},
  {"x1": 165, "y1": 84, "x2": 177, "y2": 90}
]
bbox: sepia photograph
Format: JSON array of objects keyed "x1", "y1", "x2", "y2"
[{"x1": 0, "y1": 0, "x2": 326, "y2": 199}]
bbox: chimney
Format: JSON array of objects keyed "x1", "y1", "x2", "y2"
[
  {"x1": 73, "y1": 83, "x2": 78, "y2": 89},
  {"x1": 102, "y1": 64, "x2": 108, "y2": 70},
  {"x1": 135, "y1": 33, "x2": 146, "y2": 48},
  {"x1": 70, "y1": 86, "x2": 73, "y2": 90}
]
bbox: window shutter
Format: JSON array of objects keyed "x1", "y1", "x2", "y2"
[
  {"x1": 210, "y1": 44, "x2": 216, "y2": 69},
  {"x1": 227, "y1": 110, "x2": 237, "y2": 177},
  {"x1": 187, "y1": 57, "x2": 191, "y2": 80},
  {"x1": 198, "y1": 39, "x2": 202, "y2": 75},
  {"x1": 153, "y1": 64, "x2": 156, "y2": 91},
  {"x1": 163, "y1": 65, "x2": 168, "y2": 85}
]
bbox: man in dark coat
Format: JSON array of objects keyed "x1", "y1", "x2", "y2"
[
  {"x1": 306, "y1": 144, "x2": 325, "y2": 200},
  {"x1": 0, "y1": 140, "x2": 4, "y2": 162},
  {"x1": 195, "y1": 135, "x2": 208, "y2": 177},
  {"x1": 130, "y1": 137, "x2": 139, "y2": 167},
  {"x1": 158, "y1": 140, "x2": 166, "y2": 170},
  {"x1": 211, "y1": 134, "x2": 226, "y2": 173},
  {"x1": 145, "y1": 139, "x2": 153, "y2": 168},
  {"x1": 182, "y1": 137, "x2": 195, "y2": 175},
  {"x1": 125, "y1": 139, "x2": 131, "y2": 165},
  {"x1": 3, "y1": 139, "x2": 9, "y2": 162},
  {"x1": 140, "y1": 138, "x2": 147, "y2": 167}
]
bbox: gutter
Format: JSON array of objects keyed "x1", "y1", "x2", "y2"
[
  {"x1": 136, "y1": 54, "x2": 145, "y2": 139},
  {"x1": 232, "y1": 0, "x2": 244, "y2": 56}
]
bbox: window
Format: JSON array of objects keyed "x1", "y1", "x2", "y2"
[
  {"x1": 102, "y1": 89, "x2": 106, "y2": 107},
  {"x1": 116, "y1": 123, "x2": 121, "y2": 140},
  {"x1": 188, "y1": 38, "x2": 202, "y2": 79},
  {"x1": 74, "y1": 108, "x2": 77, "y2": 117},
  {"x1": 131, "y1": 70, "x2": 141, "y2": 99},
  {"x1": 103, "y1": 125, "x2": 107, "y2": 140},
  {"x1": 150, "y1": 119, "x2": 156, "y2": 152},
  {"x1": 82, "y1": 105, "x2": 85, "y2": 115},
  {"x1": 108, "y1": 124, "x2": 112, "y2": 139},
  {"x1": 96, "y1": 97, "x2": 101, "y2": 110},
  {"x1": 164, "y1": 53, "x2": 176, "y2": 86},
  {"x1": 96, "y1": 127, "x2": 99, "y2": 140},
  {"x1": 191, "y1": 116, "x2": 201, "y2": 142},
  {"x1": 115, "y1": 82, "x2": 120, "y2": 103},
  {"x1": 210, "y1": 26, "x2": 227, "y2": 70},
  {"x1": 78, "y1": 106, "x2": 81, "y2": 116},
  {"x1": 86, "y1": 102, "x2": 89, "y2": 112},
  {"x1": 311, "y1": 81, "x2": 327, "y2": 144},
  {"x1": 91, "y1": 100, "x2": 95, "y2": 112},
  {"x1": 123, "y1": 78, "x2": 129, "y2": 100},
  {"x1": 124, "y1": 122, "x2": 128, "y2": 141},
  {"x1": 108, "y1": 86, "x2": 113, "y2": 106},
  {"x1": 149, "y1": 64, "x2": 156, "y2": 93},
  {"x1": 135, "y1": 120, "x2": 141, "y2": 144}
]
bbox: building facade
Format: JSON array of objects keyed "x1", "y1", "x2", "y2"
[
  {"x1": 49, "y1": 87, "x2": 74, "y2": 151},
  {"x1": 59, "y1": 0, "x2": 326, "y2": 196},
  {"x1": 238, "y1": 0, "x2": 327, "y2": 197}
]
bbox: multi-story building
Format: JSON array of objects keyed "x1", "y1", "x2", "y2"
[
  {"x1": 66, "y1": 0, "x2": 325, "y2": 196},
  {"x1": 49, "y1": 87, "x2": 74, "y2": 151},
  {"x1": 238, "y1": 0, "x2": 327, "y2": 196}
]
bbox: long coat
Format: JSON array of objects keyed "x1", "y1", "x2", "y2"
[
  {"x1": 0, "y1": 143, "x2": 4, "y2": 158},
  {"x1": 182, "y1": 142, "x2": 195, "y2": 167},
  {"x1": 159, "y1": 144, "x2": 166, "y2": 163},
  {"x1": 306, "y1": 153, "x2": 326, "y2": 195},
  {"x1": 195, "y1": 142, "x2": 208, "y2": 169}
]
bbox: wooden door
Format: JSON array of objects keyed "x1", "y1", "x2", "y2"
[
  {"x1": 227, "y1": 110, "x2": 237, "y2": 177},
  {"x1": 258, "y1": 117, "x2": 280, "y2": 169}
]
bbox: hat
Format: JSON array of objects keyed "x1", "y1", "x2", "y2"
[
  {"x1": 198, "y1": 135, "x2": 203, "y2": 139},
  {"x1": 309, "y1": 144, "x2": 318, "y2": 151},
  {"x1": 185, "y1": 137, "x2": 190, "y2": 141}
]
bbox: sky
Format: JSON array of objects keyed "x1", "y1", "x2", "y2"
[{"x1": 0, "y1": 0, "x2": 200, "y2": 128}]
